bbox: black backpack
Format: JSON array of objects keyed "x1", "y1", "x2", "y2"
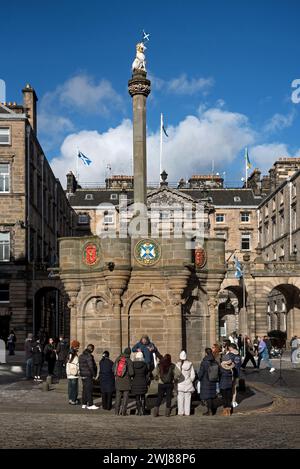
[
  {"x1": 207, "y1": 361, "x2": 219, "y2": 382},
  {"x1": 160, "y1": 365, "x2": 174, "y2": 384}
]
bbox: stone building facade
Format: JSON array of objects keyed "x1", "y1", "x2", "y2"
[{"x1": 0, "y1": 86, "x2": 76, "y2": 344}]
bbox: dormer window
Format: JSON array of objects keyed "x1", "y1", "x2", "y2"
[
  {"x1": 110, "y1": 194, "x2": 118, "y2": 200},
  {"x1": 234, "y1": 196, "x2": 241, "y2": 202},
  {"x1": 85, "y1": 194, "x2": 94, "y2": 201}
]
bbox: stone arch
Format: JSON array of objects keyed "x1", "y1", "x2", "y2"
[
  {"x1": 126, "y1": 293, "x2": 166, "y2": 353},
  {"x1": 218, "y1": 285, "x2": 247, "y2": 337},
  {"x1": 34, "y1": 286, "x2": 68, "y2": 339},
  {"x1": 79, "y1": 292, "x2": 111, "y2": 318},
  {"x1": 265, "y1": 282, "x2": 300, "y2": 337}
]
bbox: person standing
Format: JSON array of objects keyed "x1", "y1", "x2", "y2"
[
  {"x1": 241, "y1": 337, "x2": 257, "y2": 370},
  {"x1": 175, "y1": 351, "x2": 195, "y2": 416},
  {"x1": 113, "y1": 347, "x2": 134, "y2": 416},
  {"x1": 198, "y1": 348, "x2": 218, "y2": 416},
  {"x1": 258, "y1": 336, "x2": 275, "y2": 372},
  {"x1": 79, "y1": 344, "x2": 98, "y2": 410},
  {"x1": 24, "y1": 333, "x2": 33, "y2": 379},
  {"x1": 291, "y1": 336, "x2": 300, "y2": 368},
  {"x1": 66, "y1": 340, "x2": 80, "y2": 405},
  {"x1": 132, "y1": 335, "x2": 162, "y2": 371},
  {"x1": 131, "y1": 351, "x2": 149, "y2": 416},
  {"x1": 32, "y1": 338, "x2": 43, "y2": 381},
  {"x1": 56, "y1": 336, "x2": 69, "y2": 379},
  {"x1": 44, "y1": 338, "x2": 57, "y2": 376},
  {"x1": 152, "y1": 354, "x2": 181, "y2": 417},
  {"x1": 99, "y1": 351, "x2": 115, "y2": 411},
  {"x1": 7, "y1": 330, "x2": 16, "y2": 355},
  {"x1": 219, "y1": 359, "x2": 235, "y2": 416},
  {"x1": 224, "y1": 343, "x2": 242, "y2": 408}
]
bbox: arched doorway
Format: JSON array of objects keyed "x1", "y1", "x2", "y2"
[
  {"x1": 34, "y1": 287, "x2": 69, "y2": 340},
  {"x1": 218, "y1": 286, "x2": 247, "y2": 338},
  {"x1": 267, "y1": 284, "x2": 300, "y2": 337}
]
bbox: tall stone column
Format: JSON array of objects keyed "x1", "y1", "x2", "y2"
[{"x1": 128, "y1": 70, "x2": 151, "y2": 206}]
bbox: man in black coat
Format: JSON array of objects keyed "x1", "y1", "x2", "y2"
[
  {"x1": 79, "y1": 344, "x2": 98, "y2": 410},
  {"x1": 55, "y1": 336, "x2": 69, "y2": 379},
  {"x1": 99, "y1": 351, "x2": 115, "y2": 410}
]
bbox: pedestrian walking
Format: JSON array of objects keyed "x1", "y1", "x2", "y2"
[
  {"x1": 44, "y1": 338, "x2": 57, "y2": 376},
  {"x1": 99, "y1": 351, "x2": 115, "y2": 410},
  {"x1": 241, "y1": 337, "x2": 257, "y2": 369},
  {"x1": 131, "y1": 351, "x2": 149, "y2": 415},
  {"x1": 113, "y1": 347, "x2": 134, "y2": 416},
  {"x1": 56, "y1": 336, "x2": 69, "y2": 379},
  {"x1": 258, "y1": 336, "x2": 275, "y2": 372},
  {"x1": 66, "y1": 340, "x2": 80, "y2": 405},
  {"x1": 219, "y1": 359, "x2": 235, "y2": 416},
  {"x1": 32, "y1": 339, "x2": 43, "y2": 381},
  {"x1": 175, "y1": 351, "x2": 195, "y2": 416},
  {"x1": 198, "y1": 348, "x2": 219, "y2": 416},
  {"x1": 152, "y1": 354, "x2": 181, "y2": 417},
  {"x1": 132, "y1": 335, "x2": 162, "y2": 372},
  {"x1": 7, "y1": 330, "x2": 16, "y2": 355},
  {"x1": 24, "y1": 333, "x2": 33, "y2": 379},
  {"x1": 79, "y1": 344, "x2": 98, "y2": 410}
]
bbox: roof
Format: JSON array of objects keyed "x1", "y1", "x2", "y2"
[
  {"x1": 69, "y1": 187, "x2": 263, "y2": 208},
  {"x1": 181, "y1": 188, "x2": 262, "y2": 207}
]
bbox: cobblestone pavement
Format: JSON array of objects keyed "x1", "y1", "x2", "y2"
[{"x1": 0, "y1": 353, "x2": 299, "y2": 449}]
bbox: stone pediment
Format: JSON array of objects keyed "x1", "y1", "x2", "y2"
[
  {"x1": 0, "y1": 103, "x2": 12, "y2": 114},
  {"x1": 0, "y1": 103, "x2": 25, "y2": 118},
  {"x1": 147, "y1": 186, "x2": 200, "y2": 207}
]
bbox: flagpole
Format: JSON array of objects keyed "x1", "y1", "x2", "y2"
[
  {"x1": 76, "y1": 148, "x2": 79, "y2": 182},
  {"x1": 160, "y1": 113, "x2": 163, "y2": 183},
  {"x1": 245, "y1": 147, "x2": 248, "y2": 188}
]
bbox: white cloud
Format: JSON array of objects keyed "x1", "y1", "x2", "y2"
[
  {"x1": 250, "y1": 143, "x2": 300, "y2": 172},
  {"x1": 50, "y1": 107, "x2": 255, "y2": 187},
  {"x1": 263, "y1": 110, "x2": 296, "y2": 133},
  {"x1": 149, "y1": 73, "x2": 214, "y2": 95},
  {"x1": 41, "y1": 74, "x2": 123, "y2": 115}
]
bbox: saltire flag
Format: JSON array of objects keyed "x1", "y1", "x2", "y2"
[
  {"x1": 233, "y1": 255, "x2": 243, "y2": 279},
  {"x1": 161, "y1": 115, "x2": 168, "y2": 137},
  {"x1": 78, "y1": 151, "x2": 92, "y2": 166},
  {"x1": 245, "y1": 147, "x2": 251, "y2": 169}
]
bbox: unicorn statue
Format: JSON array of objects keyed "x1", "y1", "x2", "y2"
[{"x1": 132, "y1": 42, "x2": 147, "y2": 72}]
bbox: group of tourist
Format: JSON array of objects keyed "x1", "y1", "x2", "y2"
[
  {"x1": 23, "y1": 331, "x2": 299, "y2": 417},
  {"x1": 24, "y1": 332, "x2": 69, "y2": 381}
]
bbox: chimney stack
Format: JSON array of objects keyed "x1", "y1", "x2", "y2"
[{"x1": 22, "y1": 84, "x2": 38, "y2": 133}]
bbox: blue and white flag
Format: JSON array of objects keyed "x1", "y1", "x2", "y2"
[
  {"x1": 78, "y1": 151, "x2": 92, "y2": 166},
  {"x1": 161, "y1": 114, "x2": 168, "y2": 137},
  {"x1": 233, "y1": 255, "x2": 243, "y2": 279}
]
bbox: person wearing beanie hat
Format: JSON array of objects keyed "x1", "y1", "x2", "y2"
[
  {"x1": 219, "y1": 359, "x2": 235, "y2": 416},
  {"x1": 99, "y1": 350, "x2": 115, "y2": 410},
  {"x1": 132, "y1": 335, "x2": 162, "y2": 371},
  {"x1": 131, "y1": 351, "x2": 150, "y2": 415},
  {"x1": 175, "y1": 351, "x2": 195, "y2": 416},
  {"x1": 66, "y1": 340, "x2": 80, "y2": 405},
  {"x1": 113, "y1": 347, "x2": 134, "y2": 415}
]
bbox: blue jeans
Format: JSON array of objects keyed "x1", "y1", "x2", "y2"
[
  {"x1": 68, "y1": 379, "x2": 78, "y2": 402},
  {"x1": 26, "y1": 358, "x2": 32, "y2": 378},
  {"x1": 260, "y1": 351, "x2": 273, "y2": 369}
]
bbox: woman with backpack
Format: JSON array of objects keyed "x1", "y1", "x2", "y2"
[
  {"x1": 66, "y1": 340, "x2": 80, "y2": 405},
  {"x1": 99, "y1": 351, "x2": 115, "y2": 410},
  {"x1": 113, "y1": 347, "x2": 134, "y2": 416},
  {"x1": 175, "y1": 351, "x2": 195, "y2": 416},
  {"x1": 198, "y1": 348, "x2": 219, "y2": 416},
  {"x1": 131, "y1": 351, "x2": 150, "y2": 416},
  {"x1": 152, "y1": 354, "x2": 181, "y2": 417},
  {"x1": 219, "y1": 359, "x2": 235, "y2": 416}
]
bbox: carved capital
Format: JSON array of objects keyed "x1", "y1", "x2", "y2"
[{"x1": 128, "y1": 79, "x2": 151, "y2": 97}]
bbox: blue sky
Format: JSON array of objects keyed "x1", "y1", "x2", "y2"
[{"x1": 1, "y1": 0, "x2": 300, "y2": 186}]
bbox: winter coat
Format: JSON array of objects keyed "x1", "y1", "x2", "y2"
[
  {"x1": 224, "y1": 350, "x2": 241, "y2": 378},
  {"x1": 152, "y1": 363, "x2": 181, "y2": 385},
  {"x1": 56, "y1": 340, "x2": 69, "y2": 362},
  {"x1": 131, "y1": 360, "x2": 149, "y2": 395},
  {"x1": 99, "y1": 357, "x2": 115, "y2": 393},
  {"x1": 79, "y1": 349, "x2": 97, "y2": 378},
  {"x1": 219, "y1": 366, "x2": 233, "y2": 390},
  {"x1": 44, "y1": 344, "x2": 57, "y2": 362},
  {"x1": 66, "y1": 352, "x2": 79, "y2": 379},
  {"x1": 175, "y1": 360, "x2": 195, "y2": 393},
  {"x1": 24, "y1": 339, "x2": 33, "y2": 360},
  {"x1": 113, "y1": 354, "x2": 134, "y2": 391},
  {"x1": 132, "y1": 341, "x2": 161, "y2": 366},
  {"x1": 198, "y1": 354, "x2": 218, "y2": 400},
  {"x1": 32, "y1": 343, "x2": 43, "y2": 365}
]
